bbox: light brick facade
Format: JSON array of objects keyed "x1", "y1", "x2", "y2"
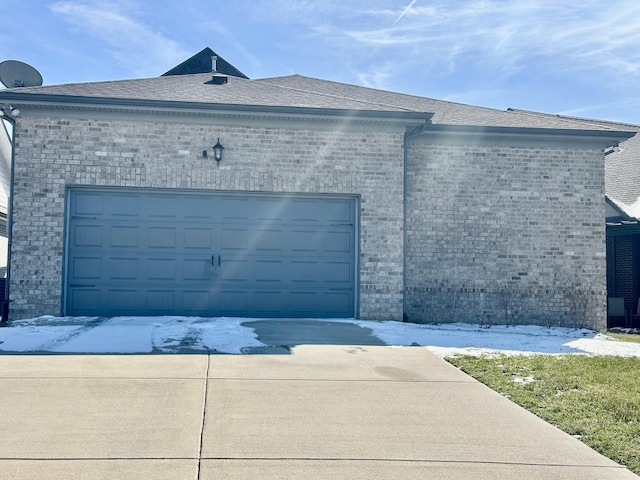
[
  {"x1": 9, "y1": 113, "x2": 611, "y2": 330},
  {"x1": 4, "y1": 101, "x2": 627, "y2": 332},
  {"x1": 11, "y1": 116, "x2": 405, "y2": 320},
  {"x1": 404, "y1": 142, "x2": 607, "y2": 330}
]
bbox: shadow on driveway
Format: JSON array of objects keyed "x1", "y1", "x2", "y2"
[{"x1": 241, "y1": 319, "x2": 386, "y2": 353}]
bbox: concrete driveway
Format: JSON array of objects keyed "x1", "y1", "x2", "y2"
[{"x1": 0, "y1": 320, "x2": 637, "y2": 479}]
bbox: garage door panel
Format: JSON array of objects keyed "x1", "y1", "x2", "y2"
[
  {"x1": 253, "y1": 290, "x2": 285, "y2": 315},
  {"x1": 289, "y1": 260, "x2": 320, "y2": 283},
  {"x1": 183, "y1": 289, "x2": 214, "y2": 314},
  {"x1": 254, "y1": 259, "x2": 285, "y2": 283},
  {"x1": 289, "y1": 291, "x2": 320, "y2": 314},
  {"x1": 110, "y1": 226, "x2": 140, "y2": 248},
  {"x1": 254, "y1": 198, "x2": 285, "y2": 221},
  {"x1": 145, "y1": 194, "x2": 180, "y2": 219},
  {"x1": 326, "y1": 231, "x2": 352, "y2": 253},
  {"x1": 69, "y1": 256, "x2": 102, "y2": 280},
  {"x1": 72, "y1": 192, "x2": 104, "y2": 216},
  {"x1": 108, "y1": 289, "x2": 139, "y2": 312},
  {"x1": 108, "y1": 194, "x2": 141, "y2": 218},
  {"x1": 290, "y1": 230, "x2": 322, "y2": 252},
  {"x1": 184, "y1": 228, "x2": 212, "y2": 249},
  {"x1": 66, "y1": 190, "x2": 357, "y2": 318},
  {"x1": 183, "y1": 197, "x2": 215, "y2": 220},
  {"x1": 254, "y1": 229, "x2": 285, "y2": 251},
  {"x1": 220, "y1": 197, "x2": 251, "y2": 221},
  {"x1": 107, "y1": 257, "x2": 138, "y2": 280},
  {"x1": 68, "y1": 288, "x2": 102, "y2": 314},
  {"x1": 288, "y1": 199, "x2": 320, "y2": 222},
  {"x1": 220, "y1": 290, "x2": 250, "y2": 314},
  {"x1": 148, "y1": 227, "x2": 177, "y2": 249},
  {"x1": 183, "y1": 258, "x2": 212, "y2": 281},
  {"x1": 325, "y1": 261, "x2": 353, "y2": 284},
  {"x1": 145, "y1": 258, "x2": 176, "y2": 281},
  {"x1": 221, "y1": 228, "x2": 249, "y2": 250},
  {"x1": 218, "y1": 258, "x2": 250, "y2": 282},
  {"x1": 146, "y1": 290, "x2": 176, "y2": 312},
  {"x1": 324, "y1": 290, "x2": 355, "y2": 315},
  {"x1": 324, "y1": 200, "x2": 354, "y2": 223},
  {"x1": 71, "y1": 225, "x2": 104, "y2": 248}
]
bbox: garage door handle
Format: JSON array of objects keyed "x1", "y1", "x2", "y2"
[{"x1": 211, "y1": 255, "x2": 221, "y2": 267}]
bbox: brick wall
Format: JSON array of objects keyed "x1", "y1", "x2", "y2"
[
  {"x1": 404, "y1": 143, "x2": 607, "y2": 330},
  {"x1": 10, "y1": 116, "x2": 405, "y2": 320}
]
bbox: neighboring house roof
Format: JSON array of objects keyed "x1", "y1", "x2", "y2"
[
  {"x1": 162, "y1": 47, "x2": 249, "y2": 79},
  {"x1": 604, "y1": 132, "x2": 640, "y2": 218},
  {"x1": 606, "y1": 197, "x2": 634, "y2": 224}
]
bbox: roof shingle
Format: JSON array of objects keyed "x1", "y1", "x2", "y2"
[{"x1": 1, "y1": 72, "x2": 632, "y2": 132}]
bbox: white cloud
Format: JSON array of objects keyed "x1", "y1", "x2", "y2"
[
  {"x1": 49, "y1": 1, "x2": 190, "y2": 76},
  {"x1": 261, "y1": 1, "x2": 640, "y2": 88},
  {"x1": 197, "y1": 20, "x2": 263, "y2": 74}
]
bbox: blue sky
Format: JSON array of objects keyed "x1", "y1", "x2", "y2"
[{"x1": 1, "y1": 0, "x2": 639, "y2": 124}]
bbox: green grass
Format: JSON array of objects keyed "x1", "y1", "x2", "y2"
[
  {"x1": 447, "y1": 355, "x2": 640, "y2": 474},
  {"x1": 608, "y1": 333, "x2": 640, "y2": 344}
]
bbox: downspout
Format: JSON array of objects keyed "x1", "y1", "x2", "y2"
[
  {"x1": 1, "y1": 114, "x2": 15, "y2": 324},
  {"x1": 402, "y1": 123, "x2": 427, "y2": 322}
]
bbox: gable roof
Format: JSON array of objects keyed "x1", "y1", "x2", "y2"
[
  {"x1": 0, "y1": 74, "x2": 414, "y2": 112},
  {"x1": 0, "y1": 69, "x2": 632, "y2": 134},
  {"x1": 255, "y1": 75, "x2": 620, "y2": 131},
  {"x1": 0, "y1": 46, "x2": 637, "y2": 157}
]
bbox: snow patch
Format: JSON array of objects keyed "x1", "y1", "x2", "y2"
[
  {"x1": 513, "y1": 375, "x2": 535, "y2": 385},
  {"x1": 1, "y1": 316, "x2": 640, "y2": 357}
]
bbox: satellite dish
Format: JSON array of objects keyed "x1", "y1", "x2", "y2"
[{"x1": 0, "y1": 60, "x2": 43, "y2": 88}]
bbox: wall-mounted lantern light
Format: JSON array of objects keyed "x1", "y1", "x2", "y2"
[{"x1": 203, "y1": 137, "x2": 224, "y2": 163}]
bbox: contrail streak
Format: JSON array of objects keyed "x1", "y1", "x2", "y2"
[{"x1": 392, "y1": 0, "x2": 418, "y2": 25}]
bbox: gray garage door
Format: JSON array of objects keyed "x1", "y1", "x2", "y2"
[{"x1": 65, "y1": 188, "x2": 358, "y2": 318}]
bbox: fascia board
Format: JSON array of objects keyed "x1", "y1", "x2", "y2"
[
  {"x1": 0, "y1": 92, "x2": 432, "y2": 129},
  {"x1": 410, "y1": 124, "x2": 636, "y2": 149}
]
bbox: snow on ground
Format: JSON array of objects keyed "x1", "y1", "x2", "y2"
[
  {"x1": 0, "y1": 315, "x2": 639, "y2": 357},
  {"x1": 349, "y1": 320, "x2": 640, "y2": 358},
  {"x1": 0, "y1": 316, "x2": 265, "y2": 354}
]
